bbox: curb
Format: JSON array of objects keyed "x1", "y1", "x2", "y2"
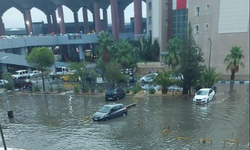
[{"x1": 218, "y1": 81, "x2": 249, "y2": 84}]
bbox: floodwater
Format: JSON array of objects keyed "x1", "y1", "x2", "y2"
[{"x1": 0, "y1": 83, "x2": 249, "y2": 150}]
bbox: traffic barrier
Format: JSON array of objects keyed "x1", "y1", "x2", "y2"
[
  {"x1": 224, "y1": 139, "x2": 239, "y2": 148},
  {"x1": 126, "y1": 103, "x2": 136, "y2": 109},
  {"x1": 175, "y1": 136, "x2": 190, "y2": 141},
  {"x1": 198, "y1": 138, "x2": 212, "y2": 144}
]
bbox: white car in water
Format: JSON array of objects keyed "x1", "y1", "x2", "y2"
[
  {"x1": 140, "y1": 73, "x2": 158, "y2": 83},
  {"x1": 193, "y1": 88, "x2": 215, "y2": 104}
]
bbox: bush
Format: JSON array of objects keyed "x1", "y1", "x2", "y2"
[
  {"x1": 98, "y1": 87, "x2": 104, "y2": 93},
  {"x1": 82, "y1": 86, "x2": 89, "y2": 93},
  {"x1": 132, "y1": 83, "x2": 142, "y2": 94},
  {"x1": 148, "y1": 87, "x2": 156, "y2": 94},
  {"x1": 125, "y1": 88, "x2": 131, "y2": 94},
  {"x1": 91, "y1": 88, "x2": 95, "y2": 93},
  {"x1": 33, "y1": 85, "x2": 41, "y2": 92},
  {"x1": 3, "y1": 83, "x2": 14, "y2": 90},
  {"x1": 74, "y1": 86, "x2": 80, "y2": 93}
]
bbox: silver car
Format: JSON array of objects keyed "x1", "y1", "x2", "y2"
[{"x1": 92, "y1": 104, "x2": 128, "y2": 121}]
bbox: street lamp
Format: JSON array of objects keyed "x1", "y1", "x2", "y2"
[{"x1": 208, "y1": 38, "x2": 212, "y2": 69}]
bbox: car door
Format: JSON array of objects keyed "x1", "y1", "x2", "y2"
[
  {"x1": 208, "y1": 89, "x2": 213, "y2": 101},
  {"x1": 109, "y1": 106, "x2": 118, "y2": 119}
]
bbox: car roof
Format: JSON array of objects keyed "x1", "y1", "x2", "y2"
[
  {"x1": 104, "y1": 103, "x2": 123, "y2": 107},
  {"x1": 199, "y1": 88, "x2": 212, "y2": 91}
]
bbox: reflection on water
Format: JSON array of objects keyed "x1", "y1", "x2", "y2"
[{"x1": 0, "y1": 84, "x2": 249, "y2": 150}]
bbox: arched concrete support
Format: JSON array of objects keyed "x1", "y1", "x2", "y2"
[
  {"x1": 57, "y1": 5, "x2": 66, "y2": 34},
  {"x1": 110, "y1": 0, "x2": 119, "y2": 41},
  {"x1": 134, "y1": 0, "x2": 142, "y2": 35},
  {"x1": 82, "y1": 7, "x2": 89, "y2": 33},
  {"x1": 0, "y1": 17, "x2": 5, "y2": 36},
  {"x1": 24, "y1": 9, "x2": 33, "y2": 35},
  {"x1": 103, "y1": 9, "x2": 108, "y2": 31},
  {"x1": 0, "y1": 64, "x2": 7, "y2": 72},
  {"x1": 23, "y1": 13, "x2": 29, "y2": 35},
  {"x1": 93, "y1": 2, "x2": 101, "y2": 33},
  {"x1": 118, "y1": 5, "x2": 125, "y2": 33},
  {"x1": 73, "y1": 12, "x2": 80, "y2": 33},
  {"x1": 46, "y1": 15, "x2": 52, "y2": 34},
  {"x1": 78, "y1": 45, "x2": 84, "y2": 62},
  {"x1": 52, "y1": 11, "x2": 58, "y2": 34}
]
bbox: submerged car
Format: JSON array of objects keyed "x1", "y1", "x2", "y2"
[
  {"x1": 193, "y1": 88, "x2": 215, "y2": 104},
  {"x1": 140, "y1": 73, "x2": 158, "y2": 83},
  {"x1": 92, "y1": 104, "x2": 128, "y2": 121},
  {"x1": 105, "y1": 88, "x2": 125, "y2": 101}
]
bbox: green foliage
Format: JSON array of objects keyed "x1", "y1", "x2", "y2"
[
  {"x1": 98, "y1": 86, "x2": 104, "y2": 93},
  {"x1": 180, "y1": 23, "x2": 204, "y2": 95},
  {"x1": 196, "y1": 67, "x2": 220, "y2": 88},
  {"x1": 33, "y1": 85, "x2": 41, "y2": 92},
  {"x1": 153, "y1": 69, "x2": 174, "y2": 94},
  {"x1": 224, "y1": 46, "x2": 245, "y2": 80},
  {"x1": 82, "y1": 86, "x2": 89, "y2": 93},
  {"x1": 132, "y1": 83, "x2": 142, "y2": 94},
  {"x1": 148, "y1": 87, "x2": 156, "y2": 94},
  {"x1": 165, "y1": 37, "x2": 182, "y2": 70},
  {"x1": 74, "y1": 86, "x2": 80, "y2": 93},
  {"x1": 2, "y1": 72, "x2": 14, "y2": 90},
  {"x1": 90, "y1": 88, "x2": 95, "y2": 93},
  {"x1": 104, "y1": 61, "x2": 124, "y2": 86},
  {"x1": 97, "y1": 31, "x2": 114, "y2": 63},
  {"x1": 125, "y1": 88, "x2": 131, "y2": 94}
]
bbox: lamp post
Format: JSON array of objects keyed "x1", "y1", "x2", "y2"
[{"x1": 208, "y1": 38, "x2": 212, "y2": 69}]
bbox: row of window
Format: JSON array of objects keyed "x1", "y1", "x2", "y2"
[
  {"x1": 194, "y1": 24, "x2": 209, "y2": 34},
  {"x1": 195, "y1": 3, "x2": 210, "y2": 16}
]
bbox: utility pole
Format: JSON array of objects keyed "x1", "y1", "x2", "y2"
[{"x1": 208, "y1": 38, "x2": 212, "y2": 69}]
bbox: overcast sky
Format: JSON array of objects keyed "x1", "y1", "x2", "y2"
[{"x1": 2, "y1": 3, "x2": 146, "y2": 28}]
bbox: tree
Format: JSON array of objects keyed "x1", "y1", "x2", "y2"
[
  {"x1": 224, "y1": 46, "x2": 245, "y2": 80},
  {"x1": 196, "y1": 67, "x2": 220, "y2": 90},
  {"x1": 113, "y1": 40, "x2": 135, "y2": 68},
  {"x1": 2, "y1": 72, "x2": 14, "y2": 90},
  {"x1": 26, "y1": 47, "x2": 55, "y2": 91},
  {"x1": 104, "y1": 61, "x2": 125, "y2": 87},
  {"x1": 180, "y1": 23, "x2": 204, "y2": 95},
  {"x1": 68, "y1": 62, "x2": 88, "y2": 92},
  {"x1": 165, "y1": 37, "x2": 182, "y2": 70},
  {"x1": 153, "y1": 69, "x2": 174, "y2": 94},
  {"x1": 97, "y1": 31, "x2": 113, "y2": 64}
]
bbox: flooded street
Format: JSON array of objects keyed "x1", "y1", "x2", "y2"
[{"x1": 0, "y1": 83, "x2": 249, "y2": 150}]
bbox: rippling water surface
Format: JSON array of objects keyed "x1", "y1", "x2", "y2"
[{"x1": 0, "y1": 83, "x2": 249, "y2": 150}]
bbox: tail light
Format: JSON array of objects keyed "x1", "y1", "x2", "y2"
[{"x1": 125, "y1": 107, "x2": 128, "y2": 110}]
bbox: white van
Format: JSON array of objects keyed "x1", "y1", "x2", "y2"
[{"x1": 12, "y1": 70, "x2": 29, "y2": 79}]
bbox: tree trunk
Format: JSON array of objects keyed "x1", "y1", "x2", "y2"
[
  {"x1": 182, "y1": 87, "x2": 189, "y2": 95},
  {"x1": 230, "y1": 72, "x2": 235, "y2": 80},
  {"x1": 162, "y1": 86, "x2": 168, "y2": 94},
  {"x1": 42, "y1": 71, "x2": 45, "y2": 92}
]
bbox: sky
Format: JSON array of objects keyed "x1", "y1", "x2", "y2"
[{"x1": 2, "y1": 2, "x2": 146, "y2": 29}]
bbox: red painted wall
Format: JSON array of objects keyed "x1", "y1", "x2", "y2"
[{"x1": 177, "y1": 0, "x2": 186, "y2": 9}]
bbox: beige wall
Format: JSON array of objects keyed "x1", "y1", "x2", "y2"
[{"x1": 189, "y1": 0, "x2": 249, "y2": 76}]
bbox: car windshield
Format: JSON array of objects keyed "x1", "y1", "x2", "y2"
[
  {"x1": 98, "y1": 106, "x2": 111, "y2": 113},
  {"x1": 196, "y1": 90, "x2": 208, "y2": 95}
]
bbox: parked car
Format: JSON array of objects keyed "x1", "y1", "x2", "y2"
[
  {"x1": 12, "y1": 70, "x2": 29, "y2": 79},
  {"x1": 170, "y1": 73, "x2": 184, "y2": 81},
  {"x1": 14, "y1": 79, "x2": 32, "y2": 89},
  {"x1": 105, "y1": 88, "x2": 125, "y2": 101},
  {"x1": 0, "y1": 79, "x2": 8, "y2": 87},
  {"x1": 193, "y1": 88, "x2": 215, "y2": 104},
  {"x1": 28, "y1": 70, "x2": 41, "y2": 78},
  {"x1": 140, "y1": 73, "x2": 158, "y2": 83},
  {"x1": 141, "y1": 84, "x2": 161, "y2": 91},
  {"x1": 92, "y1": 104, "x2": 128, "y2": 121}
]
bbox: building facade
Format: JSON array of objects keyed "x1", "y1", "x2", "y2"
[{"x1": 188, "y1": 0, "x2": 249, "y2": 77}]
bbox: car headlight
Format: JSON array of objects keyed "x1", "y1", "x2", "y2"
[{"x1": 202, "y1": 98, "x2": 207, "y2": 100}]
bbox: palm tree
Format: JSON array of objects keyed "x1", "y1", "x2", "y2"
[
  {"x1": 97, "y1": 31, "x2": 113, "y2": 64},
  {"x1": 224, "y1": 46, "x2": 244, "y2": 80},
  {"x1": 165, "y1": 38, "x2": 182, "y2": 70},
  {"x1": 196, "y1": 67, "x2": 220, "y2": 89},
  {"x1": 153, "y1": 69, "x2": 174, "y2": 94},
  {"x1": 113, "y1": 40, "x2": 134, "y2": 68}
]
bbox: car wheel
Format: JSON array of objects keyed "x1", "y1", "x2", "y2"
[
  {"x1": 122, "y1": 112, "x2": 127, "y2": 117},
  {"x1": 105, "y1": 117, "x2": 109, "y2": 121}
]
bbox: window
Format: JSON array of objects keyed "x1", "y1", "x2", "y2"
[
  {"x1": 206, "y1": 4, "x2": 210, "y2": 11},
  {"x1": 194, "y1": 25, "x2": 199, "y2": 34},
  {"x1": 148, "y1": 2, "x2": 152, "y2": 11},
  {"x1": 195, "y1": 7, "x2": 200, "y2": 16},
  {"x1": 148, "y1": 16, "x2": 152, "y2": 25},
  {"x1": 205, "y1": 23, "x2": 209, "y2": 31}
]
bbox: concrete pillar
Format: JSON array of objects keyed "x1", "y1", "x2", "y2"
[
  {"x1": 134, "y1": 0, "x2": 142, "y2": 35},
  {"x1": 20, "y1": 47, "x2": 27, "y2": 55},
  {"x1": 24, "y1": 9, "x2": 33, "y2": 35},
  {"x1": 110, "y1": 0, "x2": 119, "y2": 41},
  {"x1": 52, "y1": 11, "x2": 58, "y2": 34},
  {"x1": 73, "y1": 12, "x2": 80, "y2": 33},
  {"x1": 82, "y1": 7, "x2": 89, "y2": 33},
  {"x1": 57, "y1": 5, "x2": 66, "y2": 34},
  {"x1": 167, "y1": 0, "x2": 173, "y2": 41},
  {"x1": 78, "y1": 45, "x2": 84, "y2": 62},
  {"x1": 93, "y1": 2, "x2": 101, "y2": 33},
  {"x1": 118, "y1": 5, "x2": 125, "y2": 33},
  {"x1": 0, "y1": 64, "x2": 7, "y2": 72},
  {"x1": 0, "y1": 17, "x2": 5, "y2": 36},
  {"x1": 23, "y1": 13, "x2": 29, "y2": 35},
  {"x1": 103, "y1": 9, "x2": 108, "y2": 31},
  {"x1": 46, "y1": 15, "x2": 52, "y2": 34}
]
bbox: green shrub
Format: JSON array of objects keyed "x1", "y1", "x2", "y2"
[
  {"x1": 125, "y1": 88, "x2": 131, "y2": 94},
  {"x1": 98, "y1": 87, "x2": 104, "y2": 93},
  {"x1": 91, "y1": 88, "x2": 95, "y2": 93},
  {"x1": 3, "y1": 83, "x2": 14, "y2": 90},
  {"x1": 74, "y1": 86, "x2": 80, "y2": 93},
  {"x1": 33, "y1": 85, "x2": 41, "y2": 92},
  {"x1": 148, "y1": 87, "x2": 156, "y2": 94},
  {"x1": 132, "y1": 83, "x2": 142, "y2": 94},
  {"x1": 82, "y1": 86, "x2": 89, "y2": 93}
]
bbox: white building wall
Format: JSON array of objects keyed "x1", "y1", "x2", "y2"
[{"x1": 152, "y1": 0, "x2": 160, "y2": 38}]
